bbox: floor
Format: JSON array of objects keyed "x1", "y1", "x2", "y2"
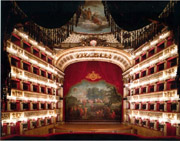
[{"x1": 54, "y1": 123, "x2": 132, "y2": 133}]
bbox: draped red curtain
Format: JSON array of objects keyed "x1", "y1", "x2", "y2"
[
  {"x1": 166, "y1": 123, "x2": 176, "y2": 136},
  {"x1": 63, "y1": 61, "x2": 124, "y2": 121}
]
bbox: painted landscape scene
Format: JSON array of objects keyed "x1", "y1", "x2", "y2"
[{"x1": 65, "y1": 80, "x2": 122, "y2": 121}]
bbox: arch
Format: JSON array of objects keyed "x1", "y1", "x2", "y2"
[{"x1": 54, "y1": 46, "x2": 133, "y2": 72}]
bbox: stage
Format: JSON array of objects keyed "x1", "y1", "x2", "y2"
[{"x1": 53, "y1": 123, "x2": 132, "y2": 133}]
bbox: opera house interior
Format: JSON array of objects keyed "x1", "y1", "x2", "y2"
[{"x1": 1, "y1": 1, "x2": 180, "y2": 140}]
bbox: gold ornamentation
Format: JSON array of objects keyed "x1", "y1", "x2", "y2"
[
  {"x1": 86, "y1": 71, "x2": 101, "y2": 81},
  {"x1": 2, "y1": 113, "x2": 10, "y2": 120},
  {"x1": 24, "y1": 110, "x2": 48, "y2": 117},
  {"x1": 11, "y1": 89, "x2": 23, "y2": 97},
  {"x1": 76, "y1": 52, "x2": 112, "y2": 59},
  {"x1": 11, "y1": 112, "x2": 23, "y2": 119}
]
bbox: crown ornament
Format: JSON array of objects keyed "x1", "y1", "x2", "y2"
[{"x1": 86, "y1": 71, "x2": 101, "y2": 81}]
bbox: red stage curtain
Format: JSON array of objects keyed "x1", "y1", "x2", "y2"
[
  {"x1": 2, "y1": 123, "x2": 7, "y2": 135},
  {"x1": 156, "y1": 121, "x2": 159, "y2": 130},
  {"x1": 28, "y1": 120, "x2": 31, "y2": 129},
  {"x1": 16, "y1": 101, "x2": 20, "y2": 111},
  {"x1": 167, "y1": 102, "x2": 171, "y2": 112},
  {"x1": 63, "y1": 61, "x2": 123, "y2": 121},
  {"x1": 16, "y1": 121, "x2": 21, "y2": 134},
  {"x1": 167, "y1": 37, "x2": 173, "y2": 47},
  {"x1": 10, "y1": 124, "x2": 16, "y2": 135},
  {"x1": 166, "y1": 122, "x2": 176, "y2": 136}
]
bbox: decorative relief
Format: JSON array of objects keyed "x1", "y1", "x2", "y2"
[
  {"x1": 165, "y1": 66, "x2": 176, "y2": 76},
  {"x1": 24, "y1": 71, "x2": 47, "y2": 82},
  {"x1": 138, "y1": 111, "x2": 148, "y2": 116},
  {"x1": 49, "y1": 65, "x2": 54, "y2": 70},
  {"x1": 11, "y1": 112, "x2": 23, "y2": 119},
  {"x1": 2, "y1": 113, "x2": 11, "y2": 120},
  {"x1": 11, "y1": 66, "x2": 47, "y2": 83},
  {"x1": 10, "y1": 89, "x2": 54, "y2": 101},
  {"x1": 166, "y1": 113, "x2": 176, "y2": 120},
  {"x1": 7, "y1": 41, "x2": 64, "y2": 77},
  {"x1": 139, "y1": 77, "x2": 148, "y2": 83},
  {"x1": 177, "y1": 114, "x2": 180, "y2": 120},
  {"x1": 133, "y1": 80, "x2": 139, "y2": 84},
  {"x1": 70, "y1": 55, "x2": 73, "y2": 59},
  {"x1": 133, "y1": 65, "x2": 139, "y2": 70},
  {"x1": 24, "y1": 110, "x2": 48, "y2": 118},
  {"x1": 24, "y1": 92, "x2": 47, "y2": 99},
  {"x1": 164, "y1": 44, "x2": 175, "y2": 54},
  {"x1": 12, "y1": 67, "x2": 23, "y2": 76},
  {"x1": 134, "y1": 71, "x2": 163, "y2": 86},
  {"x1": 164, "y1": 90, "x2": 176, "y2": 97},
  {"x1": 132, "y1": 110, "x2": 139, "y2": 115},
  {"x1": 140, "y1": 92, "x2": 162, "y2": 99},
  {"x1": 55, "y1": 47, "x2": 132, "y2": 72},
  {"x1": 55, "y1": 109, "x2": 61, "y2": 114},
  {"x1": 129, "y1": 90, "x2": 177, "y2": 102},
  {"x1": 126, "y1": 110, "x2": 131, "y2": 114},
  {"x1": 49, "y1": 79, "x2": 54, "y2": 84},
  {"x1": 48, "y1": 110, "x2": 55, "y2": 115},
  {"x1": 11, "y1": 66, "x2": 59, "y2": 89},
  {"x1": 25, "y1": 50, "x2": 47, "y2": 67},
  {"x1": 76, "y1": 52, "x2": 112, "y2": 59},
  {"x1": 131, "y1": 110, "x2": 180, "y2": 121},
  {"x1": 147, "y1": 112, "x2": 162, "y2": 119},
  {"x1": 127, "y1": 96, "x2": 131, "y2": 101},
  {"x1": 133, "y1": 95, "x2": 139, "y2": 100},
  {"x1": 11, "y1": 89, "x2": 23, "y2": 97},
  {"x1": 3, "y1": 110, "x2": 56, "y2": 121},
  {"x1": 15, "y1": 45, "x2": 23, "y2": 54},
  {"x1": 157, "y1": 53, "x2": 163, "y2": 60},
  {"x1": 129, "y1": 44, "x2": 177, "y2": 75},
  {"x1": 49, "y1": 95, "x2": 55, "y2": 100},
  {"x1": 56, "y1": 96, "x2": 59, "y2": 100},
  {"x1": 86, "y1": 71, "x2": 102, "y2": 81}
]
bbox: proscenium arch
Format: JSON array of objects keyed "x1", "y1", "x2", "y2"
[{"x1": 54, "y1": 46, "x2": 133, "y2": 72}]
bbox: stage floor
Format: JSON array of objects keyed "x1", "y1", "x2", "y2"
[{"x1": 53, "y1": 123, "x2": 132, "y2": 133}]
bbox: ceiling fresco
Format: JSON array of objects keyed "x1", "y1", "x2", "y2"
[{"x1": 74, "y1": 0, "x2": 111, "y2": 34}]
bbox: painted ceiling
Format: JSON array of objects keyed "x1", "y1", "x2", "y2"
[{"x1": 74, "y1": 1, "x2": 111, "y2": 34}]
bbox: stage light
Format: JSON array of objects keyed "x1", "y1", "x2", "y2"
[
  {"x1": 31, "y1": 59, "x2": 38, "y2": 65},
  {"x1": 159, "y1": 31, "x2": 170, "y2": 39},
  {"x1": 133, "y1": 31, "x2": 172, "y2": 59},
  {"x1": 7, "y1": 41, "x2": 61, "y2": 75}
]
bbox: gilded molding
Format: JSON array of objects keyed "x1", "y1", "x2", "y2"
[{"x1": 55, "y1": 47, "x2": 132, "y2": 72}]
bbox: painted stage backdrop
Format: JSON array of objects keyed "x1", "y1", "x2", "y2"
[
  {"x1": 74, "y1": 0, "x2": 111, "y2": 33},
  {"x1": 65, "y1": 80, "x2": 122, "y2": 121}
]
